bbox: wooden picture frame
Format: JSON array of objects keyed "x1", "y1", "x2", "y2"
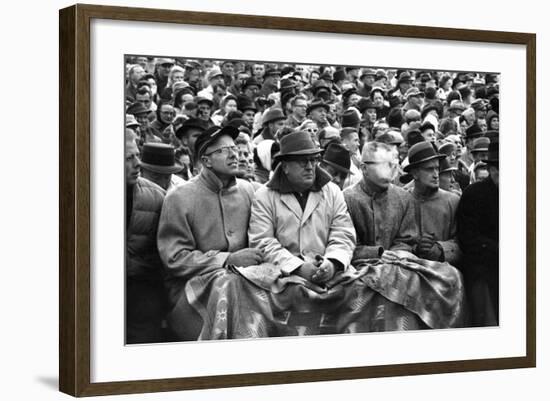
[{"x1": 59, "y1": 3, "x2": 536, "y2": 397}]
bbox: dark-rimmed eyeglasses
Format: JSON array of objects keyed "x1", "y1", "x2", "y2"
[{"x1": 288, "y1": 156, "x2": 321, "y2": 168}]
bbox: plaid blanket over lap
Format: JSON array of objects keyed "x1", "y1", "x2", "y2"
[{"x1": 184, "y1": 251, "x2": 466, "y2": 340}]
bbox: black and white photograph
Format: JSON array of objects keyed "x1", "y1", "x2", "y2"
[{"x1": 125, "y1": 55, "x2": 500, "y2": 344}]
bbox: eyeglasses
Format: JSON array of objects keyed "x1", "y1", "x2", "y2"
[
  {"x1": 204, "y1": 145, "x2": 238, "y2": 156},
  {"x1": 290, "y1": 156, "x2": 321, "y2": 168},
  {"x1": 161, "y1": 63, "x2": 174, "y2": 68}
]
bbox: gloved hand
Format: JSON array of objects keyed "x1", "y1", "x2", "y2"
[{"x1": 416, "y1": 233, "x2": 444, "y2": 261}]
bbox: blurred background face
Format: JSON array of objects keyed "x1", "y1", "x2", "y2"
[
  {"x1": 253, "y1": 64, "x2": 265, "y2": 78},
  {"x1": 322, "y1": 163, "x2": 346, "y2": 189},
  {"x1": 293, "y1": 99, "x2": 308, "y2": 118},
  {"x1": 237, "y1": 143, "x2": 250, "y2": 175},
  {"x1": 159, "y1": 105, "x2": 175, "y2": 124},
  {"x1": 341, "y1": 132, "x2": 360, "y2": 154},
  {"x1": 372, "y1": 91, "x2": 384, "y2": 107},
  {"x1": 365, "y1": 108, "x2": 377, "y2": 123},
  {"x1": 172, "y1": 71, "x2": 185, "y2": 83},
  {"x1": 475, "y1": 167, "x2": 489, "y2": 182},
  {"x1": 242, "y1": 110, "x2": 255, "y2": 125},
  {"x1": 439, "y1": 170, "x2": 455, "y2": 191},
  {"x1": 309, "y1": 107, "x2": 327, "y2": 124},
  {"x1": 222, "y1": 62, "x2": 234, "y2": 76},
  {"x1": 129, "y1": 66, "x2": 145, "y2": 84},
  {"x1": 187, "y1": 68, "x2": 201, "y2": 84},
  {"x1": 224, "y1": 99, "x2": 237, "y2": 114},
  {"x1": 489, "y1": 117, "x2": 499, "y2": 130},
  {"x1": 421, "y1": 128, "x2": 436, "y2": 143},
  {"x1": 159, "y1": 62, "x2": 173, "y2": 78}
]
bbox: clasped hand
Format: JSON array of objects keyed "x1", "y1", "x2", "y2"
[{"x1": 296, "y1": 257, "x2": 335, "y2": 285}]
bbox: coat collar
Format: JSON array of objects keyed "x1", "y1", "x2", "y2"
[
  {"x1": 359, "y1": 178, "x2": 390, "y2": 199},
  {"x1": 266, "y1": 164, "x2": 331, "y2": 194},
  {"x1": 266, "y1": 165, "x2": 331, "y2": 224},
  {"x1": 198, "y1": 166, "x2": 237, "y2": 193}
]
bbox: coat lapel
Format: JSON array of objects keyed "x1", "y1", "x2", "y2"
[
  {"x1": 301, "y1": 190, "x2": 323, "y2": 227},
  {"x1": 279, "y1": 193, "x2": 303, "y2": 221}
]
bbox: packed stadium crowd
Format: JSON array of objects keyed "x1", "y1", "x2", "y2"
[{"x1": 124, "y1": 56, "x2": 499, "y2": 343}]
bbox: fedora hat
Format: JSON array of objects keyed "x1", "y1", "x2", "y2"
[
  {"x1": 206, "y1": 67, "x2": 223, "y2": 81},
  {"x1": 360, "y1": 68, "x2": 377, "y2": 79},
  {"x1": 311, "y1": 79, "x2": 331, "y2": 94},
  {"x1": 375, "y1": 130, "x2": 404, "y2": 146},
  {"x1": 465, "y1": 124, "x2": 484, "y2": 139},
  {"x1": 126, "y1": 102, "x2": 150, "y2": 116},
  {"x1": 139, "y1": 143, "x2": 182, "y2": 174},
  {"x1": 322, "y1": 143, "x2": 353, "y2": 175},
  {"x1": 306, "y1": 99, "x2": 330, "y2": 115},
  {"x1": 357, "y1": 97, "x2": 377, "y2": 114},
  {"x1": 274, "y1": 131, "x2": 323, "y2": 161},
  {"x1": 261, "y1": 108, "x2": 286, "y2": 126},
  {"x1": 341, "y1": 108, "x2": 361, "y2": 128},
  {"x1": 471, "y1": 137, "x2": 490, "y2": 153},
  {"x1": 194, "y1": 125, "x2": 240, "y2": 157},
  {"x1": 397, "y1": 72, "x2": 414, "y2": 85},
  {"x1": 420, "y1": 104, "x2": 440, "y2": 120},
  {"x1": 448, "y1": 100, "x2": 466, "y2": 113},
  {"x1": 243, "y1": 77, "x2": 261, "y2": 89},
  {"x1": 405, "y1": 87, "x2": 424, "y2": 99},
  {"x1": 403, "y1": 141, "x2": 446, "y2": 172},
  {"x1": 126, "y1": 114, "x2": 140, "y2": 128},
  {"x1": 175, "y1": 118, "x2": 208, "y2": 140},
  {"x1": 439, "y1": 157, "x2": 457, "y2": 174},
  {"x1": 195, "y1": 96, "x2": 214, "y2": 108}
]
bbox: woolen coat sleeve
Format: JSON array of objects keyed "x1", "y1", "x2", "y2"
[
  {"x1": 157, "y1": 188, "x2": 229, "y2": 281},
  {"x1": 248, "y1": 188, "x2": 304, "y2": 275}
]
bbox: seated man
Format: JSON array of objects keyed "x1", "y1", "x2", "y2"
[
  {"x1": 343, "y1": 141, "x2": 417, "y2": 260},
  {"x1": 250, "y1": 131, "x2": 355, "y2": 285},
  {"x1": 248, "y1": 131, "x2": 357, "y2": 334},
  {"x1": 344, "y1": 141, "x2": 466, "y2": 330},
  {"x1": 404, "y1": 142, "x2": 462, "y2": 265},
  {"x1": 157, "y1": 125, "x2": 262, "y2": 340}
]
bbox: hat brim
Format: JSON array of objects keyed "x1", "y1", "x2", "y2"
[
  {"x1": 471, "y1": 148, "x2": 489, "y2": 153},
  {"x1": 197, "y1": 99, "x2": 214, "y2": 107},
  {"x1": 274, "y1": 148, "x2": 323, "y2": 161},
  {"x1": 198, "y1": 126, "x2": 240, "y2": 156},
  {"x1": 322, "y1": 159, "x2": 353, "y2": 175},
  {"x1": 139, "y1": 162, "x2": 182, "y2": 174},
  {"x1": 263, "y1": 117, "x2": 286, "y2": 126},
  {"x1": 307, "y1": 104, "x2": 330, "y2": 114},
  {"x1": 403, "y1": 154, "x2": 446, "y2": 172}
]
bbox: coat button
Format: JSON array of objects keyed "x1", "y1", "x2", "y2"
[{"x1": 227, "y1": 230, "x2": 233, "y2": 236}]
